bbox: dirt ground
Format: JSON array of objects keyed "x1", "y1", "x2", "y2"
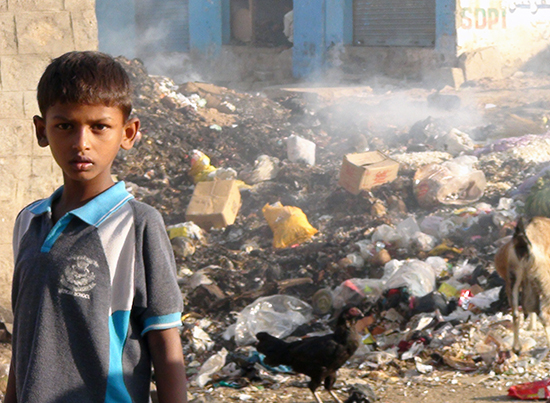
[
  {"x1": 0, "y1": 341, "x2": 538, "y2": 403},
  {"x1": 184, "y1": 367, "x2": 542, "y2": 403}
]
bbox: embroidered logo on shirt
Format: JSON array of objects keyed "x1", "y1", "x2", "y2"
[{"x1": 59, "y1": 255, "x2": 98, "y2": 299}]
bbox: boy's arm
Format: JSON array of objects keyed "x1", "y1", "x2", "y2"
[
  {"x1": 147, "y1": 328, "x2": 187, "y2": 403},
  {"x1": 5, "y1": 360, "x2": 17, "y2": 403}
]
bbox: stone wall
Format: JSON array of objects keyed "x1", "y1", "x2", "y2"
[{"x1": 0, "y1": 0, "x2": 97, "y2": 309}]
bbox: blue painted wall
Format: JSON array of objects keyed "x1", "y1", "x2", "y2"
[
  {"x1": 222, "y1": 0, "x2": 231, "y2": 45},
  {"x1": 326, "y1": 0, "x2": 353, "y2": 48},
  {"x1": 436, "y1": 0, "x2": 457, "y2": 53},
  {"x1": 96, "y1": 0, "x2": 137, "y2": 58},
  {"x1": 189, "y1": 0, "x2": 230, "y2": 56},
  {"x1": 293, "y1": 0, "x2": 326, "y2": 78}
]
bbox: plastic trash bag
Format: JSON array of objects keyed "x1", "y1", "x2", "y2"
[
  {"x1": 371, "y1": 224, "x2": 401, "y2": 244},
  {"x1": 189, "y1": 150, "x2": 218, "y2": 183},
  {"x1": 384, "y1": 259, "x2": 437, "y2": 297},
  {"x1": 238, "y1": 154, "x2": 280, "y2": 184},
  {"x1": 382, "y1": 259, "x2": 403, "y2": 281},
  {"x1": 191, "y1": 326, "x2": 215, "y2": 353},
  {"x1": 434, "y1": 128, "x2": 475, "y2": 155},
  {"x1": 395, "y1": 217, "x2": 420, "y2": 248},
  {"x1": 468, "y1": 286, "x2": 502, "y2": 310},
  {"x1": 234, "y1": 295, "x2": 313, "y2": 346},
  {"x1": 425, "y1": 256, "x2": 448, "y2": 277},
  {"x1": 332, "y1": 278, "x2": 384, "y2": 309},
  {"x1": 452, "y1": 260, "x2": 476, "y2": 281},
  {"x1": 420, "y1": 215, "x2": 444, "y2": 237},
  {"x1": 262, "y1": 202, "x2": 318, "y2": 248},
  {"x1": 286, "y1": 135, "x2": 316, "y2": 166},
  {"x1": 508, "y1": 378, "x2": 550, "y2": 400},
  {"x1": 189, "y1": 149, "x2": 238, "y2": 184},
  {"x1": 166, "y1": 221, "x2": 205, "y2": 241},
  {"x1": 413, "y1": 157, "x2": 486, "y2": 208}
]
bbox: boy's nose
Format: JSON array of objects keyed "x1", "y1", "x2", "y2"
[{"x1": 73, "y1": 128, "x2": 90, "y2": 150}]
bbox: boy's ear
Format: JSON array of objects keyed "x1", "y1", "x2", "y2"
[
  {"x1": 121, "y1": 117, "x2": 140, "y2": 150},
  {"x1": 33, "y1": 115, "x2": 49, "y2": 148}
]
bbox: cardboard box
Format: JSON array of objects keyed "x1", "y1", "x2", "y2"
[
  {"x1": 185, "y1": 180, "x2": 241, "y2": 229},
  {"x1": 338, "y1": 151, "x2": 399, "y2": 195}
]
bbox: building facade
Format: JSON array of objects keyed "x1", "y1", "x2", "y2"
[{"x1": 97, "y1": 0, "x2": 550, "y2": 82}]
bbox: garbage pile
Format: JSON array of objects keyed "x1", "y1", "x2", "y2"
[{"x1": 113, "y1": 58, "x2": 550, "y2": 401}]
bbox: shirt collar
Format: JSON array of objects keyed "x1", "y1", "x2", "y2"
[{"x1": 28, "y1": 181, "x2": 134, "y2": 227}]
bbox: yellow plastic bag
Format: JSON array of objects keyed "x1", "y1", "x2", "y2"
[
  {"x1": 189, "y1": 150, "x2": 217, "y2": 184},
  {"x1": 262, "y1": 202, "x2": 318, "y2": 248}
]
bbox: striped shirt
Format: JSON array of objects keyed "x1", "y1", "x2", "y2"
[{"x1": 11, "y1": 181, "x2": 183, "y2": 403}]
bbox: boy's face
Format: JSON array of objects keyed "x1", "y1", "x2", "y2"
[{"x1": 34, "y1": 103, "x2": 140, "y2": 193}]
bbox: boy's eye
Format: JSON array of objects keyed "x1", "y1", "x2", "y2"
[
  {"x1": 56, "y1": 123, "x2": 72, "y2": 130},
  {"x1": 93, "y1": 124, "x2": 109, "y2": 131}
]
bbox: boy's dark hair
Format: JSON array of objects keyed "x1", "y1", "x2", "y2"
[{"x1": 37, "y1": 51, "x2": 133, "y2": 120}]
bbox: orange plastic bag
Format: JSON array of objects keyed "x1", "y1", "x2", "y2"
[{"x1": 262, "y1": 202, "x2": 318, "y2": 248}]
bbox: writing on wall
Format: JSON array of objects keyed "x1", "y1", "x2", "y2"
[
  {"x1": 506, "y1": 0, "x2": 550, "y2": 14},
  {"x1": 461, "y1": 7, "x2": 507, "y2": 29}
]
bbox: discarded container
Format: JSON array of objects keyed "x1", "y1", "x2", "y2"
[
  {"x1": 262, "y1": 202, "x2": 318, "y2": 248},
  {"x1": 286, "y1": 135, "x2": 316, "y2": 165},
  {"x1": 195, "y1": 348, "x2": 228, "y2": 387},
  {"x1": 233, "y1": 295, "x2": 313, "y2": 346},
  {"x1": 185, "y1": 180, "x2": 241, "y2": 229},
  {"x1": 312, "y1": 288, "x2": 333, "y2": 315},
  {"x1": 338, "y1": 151, "x2": 400, "y2": 195},
  {"x1": 413, "y1": 158, "x2": 486, "y2": 207}
]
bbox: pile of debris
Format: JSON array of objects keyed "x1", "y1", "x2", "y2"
[{"x1": 113, "y1": 58, "x2": 550, "y2": 402}]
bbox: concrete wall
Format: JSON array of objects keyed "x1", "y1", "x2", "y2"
[
  {"x1": 0, "y1": 0, "x2": 97, "y2": 309},
  {"x1": 457, "y1": 0, "x2": 550, "y2": 78}
]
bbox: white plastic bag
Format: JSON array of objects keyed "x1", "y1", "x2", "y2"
[
  {"x1": 384, "y1": 259, "x2": 436, "y2": 297},
  {"x1": 234, "y1": 295, "x2": 313, "y2": 346}
]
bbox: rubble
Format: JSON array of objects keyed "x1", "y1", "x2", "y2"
[
  {"x1": 107, "y1": 58, "x2": 550, "y2": 402},
  {"x1": 6, "y1": 58, "x2": 550, "y2": 402}
]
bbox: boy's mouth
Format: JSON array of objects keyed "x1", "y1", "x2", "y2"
[{"x1": 70, "y1": 156, "x2": 93, "y2": 171}]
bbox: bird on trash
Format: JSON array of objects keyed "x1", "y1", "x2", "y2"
[{"x1": 255, "y1": 306, "x2": 364, "y2": 403}]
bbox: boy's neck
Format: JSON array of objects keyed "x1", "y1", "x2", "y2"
[{"x1": 52, "y1": 178, "x2": 116, "y2": 223}]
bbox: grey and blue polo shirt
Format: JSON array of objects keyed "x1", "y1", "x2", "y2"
[{"x1": 11, "y1": 181, "x2": 183, "y2": 403}]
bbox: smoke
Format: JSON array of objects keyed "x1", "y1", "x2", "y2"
[{"x1": 141, "y1": 52, "x2": 203, "y2": 84}]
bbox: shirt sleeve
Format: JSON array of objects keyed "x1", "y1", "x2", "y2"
[
  {"x1": 132, "y1": 203, "x2": 183, "y2": 335},
  {"x1": 11, "y1": 208, "x2": 35, "y2": 311}
]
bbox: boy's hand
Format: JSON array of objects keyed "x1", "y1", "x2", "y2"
[
  {"x1": 147, "y1": 328, "x2": 187, "y2": 403},
  {"x1": 5, "y1": 360, "x2": 17, "y2": 403}
]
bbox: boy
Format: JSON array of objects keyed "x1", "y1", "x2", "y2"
[{"x1": 5, "y1": 51, "x2": 187, "y2": 403}]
